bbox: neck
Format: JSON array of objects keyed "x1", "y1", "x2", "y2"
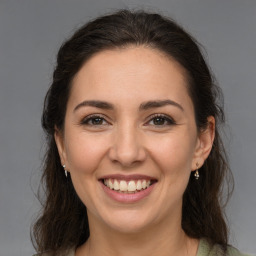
[{"x1": 76, "y1": 213, "x2": 199, "y2": 256}]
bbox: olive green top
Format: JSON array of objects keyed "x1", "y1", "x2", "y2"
[
  {"x1": 197, "y1": 238, "x2": 251, "y2": 256},
  {"x1": 36, "y1": 238, "x2": 252, "y2": 256}
]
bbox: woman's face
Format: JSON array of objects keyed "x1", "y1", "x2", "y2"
[{"x1": 55, "y1": 46, "x2": 214, "y2": 233}]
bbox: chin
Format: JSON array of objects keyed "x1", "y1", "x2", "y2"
[
  {"x1": 98, "y1": 208, "x2": 156, "y2": 234},
  {"x1": 106, "y1": 219, "x2": 150, "y2": 234}
]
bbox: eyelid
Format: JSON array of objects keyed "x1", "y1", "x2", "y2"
[
  {"x1": 144, "y1": 113, "x2": 176, "y2": 126},
  {"x1": 80, "y1": 113, "x2": 111, "y2": 125},
  {"x1": 79, "y1": 113, "x2": 176, "y2": 127}
]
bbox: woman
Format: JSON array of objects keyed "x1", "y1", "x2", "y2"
[{"x1": 32, "y1": 10, "x2": 247, "y2": 256}]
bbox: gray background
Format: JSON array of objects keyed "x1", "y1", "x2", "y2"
[{"x1": 0, "y1": 0, "x2": 255, "y2": 255}]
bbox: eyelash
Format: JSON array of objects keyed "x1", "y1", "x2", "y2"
[
  {"x1": 145, "y1": 114, "x2": 176, "y2": 127},
  {"x1": 80, "y1": 114, "x2": 109, "y2": 126},
  {"x1": 80, "y1": 114, "x2": 176, "y2": 127}
]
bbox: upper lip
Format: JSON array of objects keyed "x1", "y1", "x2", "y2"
[{"x1": 99, "y1": 174, "x2": 157, "y2": 181}]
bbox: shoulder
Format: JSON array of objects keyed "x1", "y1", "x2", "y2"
[
  {"x1": 226, "y1": 246, "x2": 253, "y2": 256},
  {"x1": 198, "y1": 238, "x2": 252, "y2": 256}
]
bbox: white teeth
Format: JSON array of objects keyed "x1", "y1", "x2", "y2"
[
  {"x1": 103, "y1": 178, "x2": 152, "y2": 193},
  {"x1": 114, "y1": 179, "x2": 119, "y2": 190},
  {"x1": 136, "y1": 180, "x2": 142, "y2": 190},
  {"x1": 109, "y1": 179, "x2": 114, "y2": 189},
  {"x1": 142, "y1": 180, "x2": 147, "y2": 189},
  {"x1": 120, "y1": 180, "x2": 128, "y2": 191},
  {"x1": 127, "y1": 181, "x2": 136, "y2": 192}
]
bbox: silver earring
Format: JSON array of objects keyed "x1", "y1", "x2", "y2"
[
  {"x1": 194, "y1": 163, "x2": 199, "y2": 180},
  {"x1": 63, "y1": 164, "x2": 68, "y2": 177}
]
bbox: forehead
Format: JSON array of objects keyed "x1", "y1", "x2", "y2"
[{"x1": 69, "y1": 46, "x2": 193, "y2": 110}]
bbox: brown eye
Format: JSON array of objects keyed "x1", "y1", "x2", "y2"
[
  {"x1": 146, "y1": 114, "x2": 176, "y2": 127},
  {"x1": 90, "y1": 117, "x2": 104, "y2": 125},
  {"x1": 152, "y1": 117, "x2": 166, "y2": 125},
  {"x1": 81, "y1": 115, "x2": 108, "y2": 126}
]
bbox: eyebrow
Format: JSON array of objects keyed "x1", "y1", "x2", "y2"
[
  {"x1": 73, "y1": 100, "x2": 114, "y2": 112},
  {"x1": 73, "y1": 99, "x2": 184, "y2": 112},
  {"x1": 139, "y1": 100, "x2": 184, "y2": 111}
]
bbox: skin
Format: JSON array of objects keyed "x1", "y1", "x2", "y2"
[{"x1": 55, "y1": 46, "x2": 215, "y2": 256}]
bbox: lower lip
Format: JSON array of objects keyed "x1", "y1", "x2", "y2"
[{"x1": 100, "y1": 182, "x2": 156, "y2": 203}]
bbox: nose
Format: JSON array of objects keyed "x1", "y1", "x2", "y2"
[{"x1": 108, "y1": 123, "x2": 147, "y2": 167}]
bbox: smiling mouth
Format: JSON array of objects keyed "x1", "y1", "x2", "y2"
[{"x1": 100, "y1": 178, "x2": 157, "y2": 193}]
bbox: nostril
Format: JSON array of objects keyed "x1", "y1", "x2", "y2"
[{"x1": 108, "y1": 141, "x2": 147, "y2": 167}]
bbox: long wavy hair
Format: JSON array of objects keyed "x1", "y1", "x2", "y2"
[{"x1": 32, "y1": 9, "x2": 233, "y2": 255}]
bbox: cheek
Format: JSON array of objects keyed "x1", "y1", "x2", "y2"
[
  {"x1": 65, "y1": 132, "x2": 110, "y2": 175},
  {"x1": 147, "y1": 132, "x2": 196, "y2": 175},
  {"x1": 64, "y1": 133, "x2": 110, "y2": 210}
]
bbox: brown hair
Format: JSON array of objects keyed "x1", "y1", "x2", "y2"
[{"x1": 32, "y1": 9, "x2": 233, "y2": 255}]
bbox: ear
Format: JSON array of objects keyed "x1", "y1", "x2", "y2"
[
  {"x1": 54, "y1": 126, "x2": 67, "y2": 167},
  {"x1": 192, "y1": 116, "x2": 215, "y2": 170}
]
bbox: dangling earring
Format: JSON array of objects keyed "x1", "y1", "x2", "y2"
[
  {"x1": 194, "y1": 163, "x2": 199, "y2": 180},
  {"x1": 63, "y1": 164, "x2": 68, "y2": 177}
]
